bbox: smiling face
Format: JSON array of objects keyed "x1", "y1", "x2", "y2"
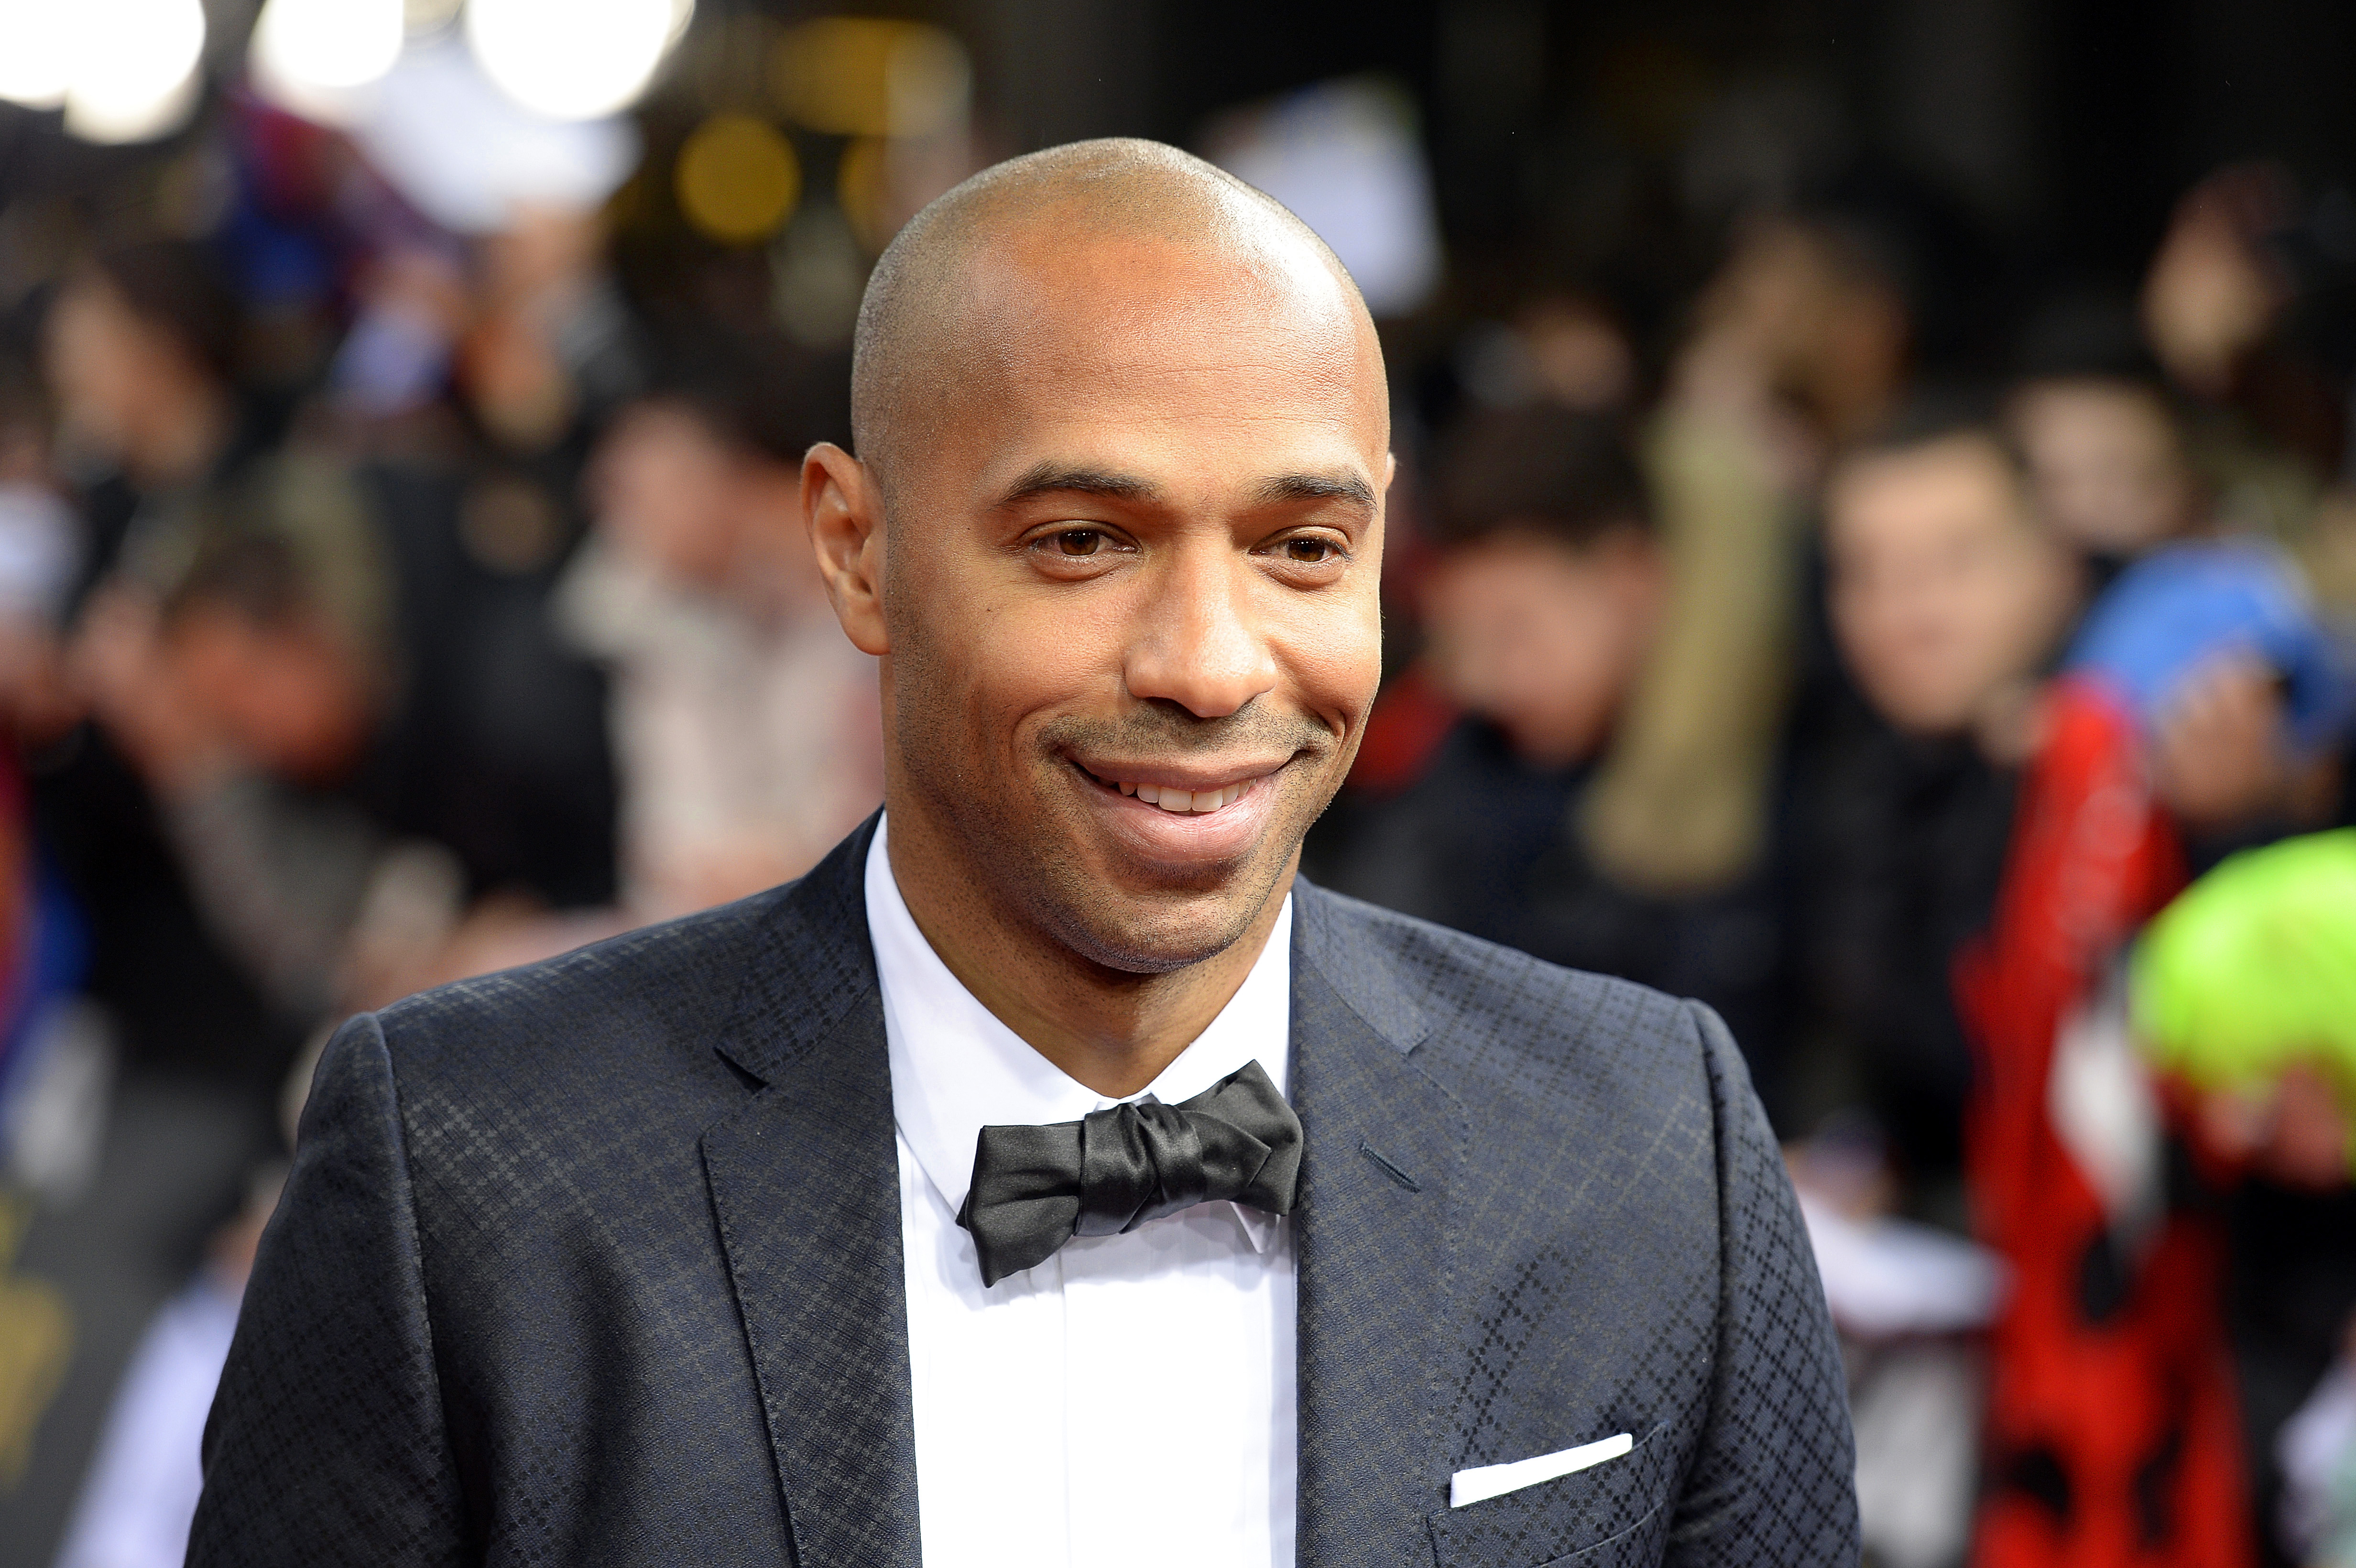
[{"x1": 820, "y1": 210, "x2": 1388, "y2": 978}]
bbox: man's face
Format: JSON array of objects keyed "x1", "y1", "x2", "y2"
[
  {"x1": 1828, "y1": 435, "x2": 2076, "y2": 737},
  {"x1": 870, "y1": 231, "x2": 1387, "y2": 973}
]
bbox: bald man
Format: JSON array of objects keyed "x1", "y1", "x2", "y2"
[{"x1": 192, "y1": 142, "x2": 1856, "y2": 1568}]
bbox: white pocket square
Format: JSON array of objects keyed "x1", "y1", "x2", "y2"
[{"x1": 1450, "y1": 1431, "x2": 1634, "y2": 1508}]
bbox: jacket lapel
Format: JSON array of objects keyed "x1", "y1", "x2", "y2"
[
  {"x1": 702, "y1": 818, "x2": 922, "y2": 1568},
  {"x1": 1291, "y1": 883, "x2": 1469, "y2": 1567}
]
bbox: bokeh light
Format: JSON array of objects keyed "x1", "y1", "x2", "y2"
[
  {"x1": 675, "y1": 114, "x2": 801, "y2": 246},
  {"x1": 772, "y1": 18, "x2": 970, "y2": 141},
  {"x1": 836, "y1": 136, "x2": 889, "y2": 253},
  {"x1": 250, "y1": 0, "x2": 405, "y2": 125},
  {"x1": 60, "y1": 0, "x2": 208, "y2": 145},
  {"x1": 0, "y1": 0, "x2": 76, "y2": 109},
  {"x1": 465, "y1": 0, "x2": 685, "y2": 122}
]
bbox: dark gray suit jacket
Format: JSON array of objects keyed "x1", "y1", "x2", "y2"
[{"x1": 191, "y1": 818, "x2": 1857, "y2": 1566}]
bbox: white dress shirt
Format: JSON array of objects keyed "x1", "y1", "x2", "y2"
[{"x1": 866, "y1": 819, "x2": 1298, "y2": 1568}]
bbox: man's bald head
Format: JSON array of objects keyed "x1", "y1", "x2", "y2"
[
  {"x1": 806, "y1": 136, "x2": 1391, "y2": 1003},
  {"x1": 850, "y1": 138, "x2": 1374, "y2": 496}
]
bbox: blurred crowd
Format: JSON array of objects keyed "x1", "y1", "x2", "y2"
[
  {"x1": 1303, "y1": 163, "x2": 2356, "y2": 1568},
  {"x1": 0, "y1": 34, "x2": 892, "y2": 1562},
  {"x1": 1, "y1": 9, "x2": 2355, "y2": 1568}
]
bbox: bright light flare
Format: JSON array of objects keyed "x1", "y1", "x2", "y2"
[
  {"x1": 0, "y1": 0, "x2": 75, "y2": 109},
  {"x1": 253, "y1": 0, "x2": 404, "y2": 100},
  {"x1": 0, "y1": 0, "x2": 208, "y2": 142},
  {"x1": 67, "y1": 0, "x2": 208, "y2": 143},
  {"x1": 465, "y1": 0, "x2": 685, "y2": 121}
]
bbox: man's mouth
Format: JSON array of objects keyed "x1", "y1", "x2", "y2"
[{"x1": 1074, "y1": 762, "x2": 1273, "y2": 815}]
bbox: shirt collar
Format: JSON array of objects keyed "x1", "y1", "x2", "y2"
[{"x1": 865, "y1": 815, "x2": 1293, "y2": 1248}]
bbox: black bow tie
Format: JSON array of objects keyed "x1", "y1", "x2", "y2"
[{"x1": 955, "y1": 1060, "x2": 1303, "y2": 1287}]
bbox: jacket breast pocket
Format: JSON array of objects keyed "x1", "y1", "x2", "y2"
[{"x1": 1426, "y1": 1422, "x2": 1678, "y2": 1568}]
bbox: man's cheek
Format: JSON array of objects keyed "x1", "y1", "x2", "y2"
[{"x1": 1289, "y1": 624, "x2": 1382, "y2": 732}]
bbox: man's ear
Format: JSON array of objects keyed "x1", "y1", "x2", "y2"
[{"x1": 803, "y1": 441, "x2": 889, "y2": 655}]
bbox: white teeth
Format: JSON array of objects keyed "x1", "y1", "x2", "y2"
[{"x1": 1108, "y1": 776, "x2": 1253, "y2": 812}]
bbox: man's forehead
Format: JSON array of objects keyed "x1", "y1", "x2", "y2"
[
  {"x1": 957, "y1": 225, "x2": 1365, "y2": 364},
  {"x1": 911, "y1": 248, "x2": 1385, "y2": 489},
  {"x1": 855, "y1": 149, "x2": 1391, "y2": 508},
  {"x1": 983, "y1": 458, "x2": 1379, "y2": 512}
]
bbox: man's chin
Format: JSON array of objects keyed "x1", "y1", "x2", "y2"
[
  {"x1": 1044, "y1": 892, "x2": 1274, "y2": 976},
  {"x1": 1034, "y1": 841, "x2": 1294, "y2": 977}
]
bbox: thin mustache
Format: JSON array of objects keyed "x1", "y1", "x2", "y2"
[{"x1": 1042, "y1": 705, "x2": 1332, "y2": 759}]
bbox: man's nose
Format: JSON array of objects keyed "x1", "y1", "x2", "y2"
[{"x1": 1123, "y1": 550, "x2": 1280, "y2": 719}]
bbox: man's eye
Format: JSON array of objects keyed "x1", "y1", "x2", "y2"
[
  {"x1": 1055, "y1": 529, "x2": 1105, "y2": 556},
  {"x1": 1283, "y1": 536, "x2": 1336, "y2": 563}
]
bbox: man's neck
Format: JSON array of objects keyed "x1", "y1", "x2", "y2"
[{"x1": 882, "y1": 808, "x2": 1290, "y2": 1099}]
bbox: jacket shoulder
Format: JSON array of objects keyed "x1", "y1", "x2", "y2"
[
  {"x1": 1297, "y1": 880, "x2": 1711, "y2": 1102},
  {"x1": 370, "y1": 886, "x2": 789, "y2": 1103}
]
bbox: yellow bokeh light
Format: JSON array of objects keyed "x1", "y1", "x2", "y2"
[
  {"x1": 675, "y1": 113, "x2": 802, "y2": 245},
  {"x1": 771, "y1": 17, "x2": 969, "y2": 140},
  {"x1": 837, "y1": 136, "x2": 889, "y2": 254}
]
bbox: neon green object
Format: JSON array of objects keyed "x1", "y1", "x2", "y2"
[{"x1": 2132, "y1": 828, "x2": 2356, "y2": 1090}]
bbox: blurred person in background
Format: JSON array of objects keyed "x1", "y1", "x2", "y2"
[
  {"x1": 46, "y1": 1168, "x2": 276, "y2": 1568},
  {"x1": 560, "y1": 329, "x2": 882, "y2": 919},
  {"x1": 72, "y1": 461, "x2": 394, "y2": 1029},
  {"x1": 1801, "y1": 400, "x2": 2085, "y2": 1222},
  {"x1": 1948, "y1": 535, "x2": 2351, "y2": 1568},
  {"x1": 1309, "y1": 402, "x2": 1782, "y2": 1064},
  {"x1": 36, "y1": 241, "x2": 298, "y2": 1093},
  {"x1": 2128, "y1": 831, "x2": 2356, "y2": 1568},
  {"x1": 17, "y1": 230, "x2": 630, "y2": 1568},
  {"x1": 2142, "y1": 167, "x2": 2345, "y2": 495},
  {"x1": 1792, "y1": 400, "x2": 2356, "y2": 1566},
  {"x1": 79, "y1": 446, "x2": 625, "y2": 1029},
  {"x1": 5, "y1": 247, "x2": 294, "y2": 1568},
  {"x1": 0, "y1": 359, "x2": 84, "y2": 1119},
  {"x1": 1576, "y1": 179, "x2": 1977, "y2": 927},
  {"x1": 1513, "y1": 292, "x2": 1640, "y2": 415},
  {"x1": 2007, "y1": 369, "x2": 2203, "y2": 579}
]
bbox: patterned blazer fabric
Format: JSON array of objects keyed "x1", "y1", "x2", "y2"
[{"x1": 190, "y1": 816, "x2": 1858, "y2": 1566}]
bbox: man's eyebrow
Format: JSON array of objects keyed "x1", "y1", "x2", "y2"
[
  {"x1": 996, "y1": 464, "x2": 1163, "y2": 508},
  {"x1": 1254, "y1": 472, "x2": 1377, "y2": 511}
]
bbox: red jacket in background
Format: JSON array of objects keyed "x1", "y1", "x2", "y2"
[{"x1": 1955, "y1": 676, "x2": 2249, "y2": 1568}]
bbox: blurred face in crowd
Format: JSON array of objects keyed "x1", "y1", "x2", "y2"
[
  {"x1": 810, "y1": 205, "x2": 1388, "y2": 978},
  {"x1": 1516, "y1": 298, "x2": 1636, "y2": 414},
  {"x1": 170, "y1": 606, "x2": 375, "y2": 785},
  {"x1": 1828, "y1": 433, "x2": 2080, "y2": 739},
  {"x1": 592, "y1": 400, "x2": 786, "y2": 595},
  {"x1": 44, "y1": 276, "x2": 213, "y2": 477},
  {"x1": 1423, "y1": 526, "x2": 1662, "y2": 770},
  {"x1": 592, "y1": 399, "x2": 819, "y2": 614},
  {"x1": 2009, "y1": 378, "x2": 2196, "y2": 556},
  {"x1": 1694, "y1": 219, "x2": 1910, "y2": 443}
]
